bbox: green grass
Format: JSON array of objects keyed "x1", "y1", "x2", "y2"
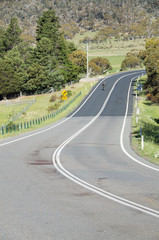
[
  {"x1": 14, "y1": 82, "x2": 94, "y2": 124},
  {"x1": 70, "y1": 31, "x2": 146, "y2": 73},
  {"x1": 0, "y1": 100, "x2": 32, "y2": 126},
  {"x1": 0, "y1": 81, "x2": 97, "y2": 139},
  {"x1": 132, "y1": 76, "x2": 159, "y2": 165},
  {"x1": 70, "y1": 30, "x2": 98, "y2": 46},
  {"x1": 107, "y1": 55, "x2": 125, "y2": 72},
  {"x1": 0, "y1": 31, "x2": 147, "y2": 139},
  {"x1": 88, "y1": 55, "x2": 125, "y2": 73}
]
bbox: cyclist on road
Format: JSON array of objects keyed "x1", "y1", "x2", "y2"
[{"x1": 102, "y1": 81, "x2": 106, "y2": 90}]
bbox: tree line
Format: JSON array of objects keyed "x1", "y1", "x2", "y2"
[
  {"x1": 144, "y1": 38, "x2": 159, "y2": 103},
  {"x1": 80, "y1": 18, "x2": 159, "y2": 44},
  {"x1": 0, "y1": 8, "x2": 112, "y2": 99},
  {"x1": 120, "y1": 38, "x2": 159, "y2": 103},
  {"x1": 0, "y1": 9, "x2": 81, "y2": 99},
  {"x1": 0, "y1": 0, "x2": 158, "y2": 41},
  {"x1": 0, "y1": 7, "x2": 157, "y2": 102}
]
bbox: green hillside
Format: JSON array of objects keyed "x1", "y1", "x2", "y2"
[{"x1": 0, "y1": 0, "x2": 158, "y2": 42}]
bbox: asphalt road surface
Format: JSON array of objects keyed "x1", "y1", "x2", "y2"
[{"x1": 0, "y1": 71, "x2": 159, "y2": 240}]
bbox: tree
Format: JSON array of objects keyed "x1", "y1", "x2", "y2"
[
  {"x1": 79, "y1": 36, "x2": 92, "y2": 44},
  {"x1": 89, "y1": 57, "x2": 112, "y2": 76},
  {"x1": 22, "y1": 63, "x2": 47, "y2": 94},
  {"x1": 66, "y1": 41, "x2": 77, "y2": 54},
  {"x1": 61, "y1": 22, "x2": 79, "y2": 39},
  {"x1": 4, "y1": 17, "x2": 22, "y2": 51},
  {"x1": 47, "y1": 68, "x2": 65, "y2": 91},
  {"x1": 121, "y1": 51, "x2": 141, "y2": 70},
  {"x1": 144, "y1": 38, "x2": 159, "y2": 102},
  {"x1": 129, "y1": 20, "x2": 147, "y2": 39},
  {"x1": 0, "y1": 0, "x2": 158, "y2": 40},
  {"x1": 69, "y1": 50, "x2": 87, "y2": 73},
  {"x1": 0, "y1": 27, "x2": 6, "y2": 57},
  {"x1": 35, "y1": 9, "x2": 79, "y2": 89},
  {"x1": 89, "y1": 61, "x2": 101, "y2": 76},
  {"x1": 0, "y1": 47, "x2": 27, "y2": 98},
  {"x1": 93, "y1": 27, "x2": 117, "y2": 43},
  {"x1": 33, "y1": 37, "x2": 54, "y2": 67},
  {"x1": 36, "y1": 9, "x2": 60, "y2": 42},
  {"x1": 36, "y1": 9, "x2": 68, "y2": 64},
  {"x1": 152, "y1": 19, "x2": 159, "y2": 37}
]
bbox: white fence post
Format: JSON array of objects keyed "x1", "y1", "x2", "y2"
[
  {"x1": 141, "y1": 135, "x2": 144, "y2": 151},
  {"x1": 136, "y1": 116, "x2": 138, "y2": 124},
  {"x1": 136, "y1": 107, "x2": 140, "y2": 115}
]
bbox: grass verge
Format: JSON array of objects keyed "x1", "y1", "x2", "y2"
[
  {"x1": 0, "y1": 100, "x2": 32, "y2": 126},
  {"x1": 0, "y1": 81, "x2": 97, "y2": 140},
  {"x1": 131, "y1": 76, "x2": 159, "y2": 165}
]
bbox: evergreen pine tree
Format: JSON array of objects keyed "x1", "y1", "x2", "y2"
[
  {"x1": 0, "y1": 47, "x2": 27, "y2": 98},
  {"x1": 0, "y1": 27, "x2": 6, "y2": 57},
  {"x1": 33, "y1": 37, "x2": 55, "y2": 67},
  {"x1": 35, "y1": 9, "x2": 79, "y2": 89},
  {"x1": 23, "y1": 63, "x2": 47, "y2": 94},
  {"x1": 36, "y1": 9, "x2": 68, "y2": 64},
  {"x1": 4, "y1": 17, "x2": 22, "y2": 51}
]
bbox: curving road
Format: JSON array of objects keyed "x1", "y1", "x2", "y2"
[{"x1": 0, "y1": 71, "x2": 159, "y2": 240}]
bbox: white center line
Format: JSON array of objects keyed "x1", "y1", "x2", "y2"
[{"x1": 52, "y1": 71, "x2": 159, "y2": 219}]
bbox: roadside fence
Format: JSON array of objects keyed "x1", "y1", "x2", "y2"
[
  {"x1": 0, "y1": 98, "x2": 36, "y2": 133},
  {"x1": 1, "y1": 92, "x2": 81, "y2": 135},
  {"x1": 0, "y1": 98, "x2": 36, "y2": 107}
]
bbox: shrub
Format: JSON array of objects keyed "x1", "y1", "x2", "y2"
[
  {"x1": 50, "y1": 94, "x2": 57, "y2": 102},
  {"x1": 67, "y1": 90, "x2": 72, "y2": 98},
  {"x1": 151, "y1": 93, "x2": 159, "y2": 103},
  {"x1": 6, "y1": 121, "x2": 14, "y2": 128},
  {"x1": 146, "y1": 93, "x2": 152, "y2": 100},
  {"x1": 48, "y1": 103, "x2": 60, "y2": 112}
]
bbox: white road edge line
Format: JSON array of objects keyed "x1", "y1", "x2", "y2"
[
  {"x1": 0, "y1": 74, "x2": 109, "y2": 147},
  {"x1": 53, "y1": 71, "x2": 159, "y2": 219},
  {"x1": 120, "y1": 76, "x2": 159, "y2": 172}
]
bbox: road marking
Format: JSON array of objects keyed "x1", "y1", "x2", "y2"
[
  {"x1": 120, "y1": 76, "x2": 159, "y2": 172},
  {"x1": 52, "y1": 71, "x2": 159, "y2": 219},
  {"x1": 0, "y1": 74, "x2": 109, "y2": 147},
  {"x1": 0, "y1": 71, "x2": 142, "y2": 147},
  {"x1": 2, "y1": 71, "x2": 158, "y2": 217},
  {"x1": 54, "y1": 154, "x2": 159, "y2": 219}
]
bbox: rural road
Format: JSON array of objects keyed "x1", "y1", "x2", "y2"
[{"x1": 0, "y1": 71, "x2": 159, "y2": 240}]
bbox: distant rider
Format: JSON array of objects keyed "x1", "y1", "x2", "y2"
[{"x1": 102, "y1": 81, "x2": 106, "y2": 90}]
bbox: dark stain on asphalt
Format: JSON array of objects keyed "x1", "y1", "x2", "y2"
[
  {"x1": 31, "y1": 150, "x2": 40, "y2": 156},
  {"x1": 98, "y1": 177, "x2": 108, "y2": 182},
  {"x1": 73, "y1": 192, "x2": 94, "y2": 197},
  {"x1": 43, "y1": 168, "x2": 57, "y2": 175},
  {"x1": 43, "y1": 145, "x2": 59, "y2": 148},
  {"x1": 29, "y1": 159, "x2": 53, "y2": 165}
]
